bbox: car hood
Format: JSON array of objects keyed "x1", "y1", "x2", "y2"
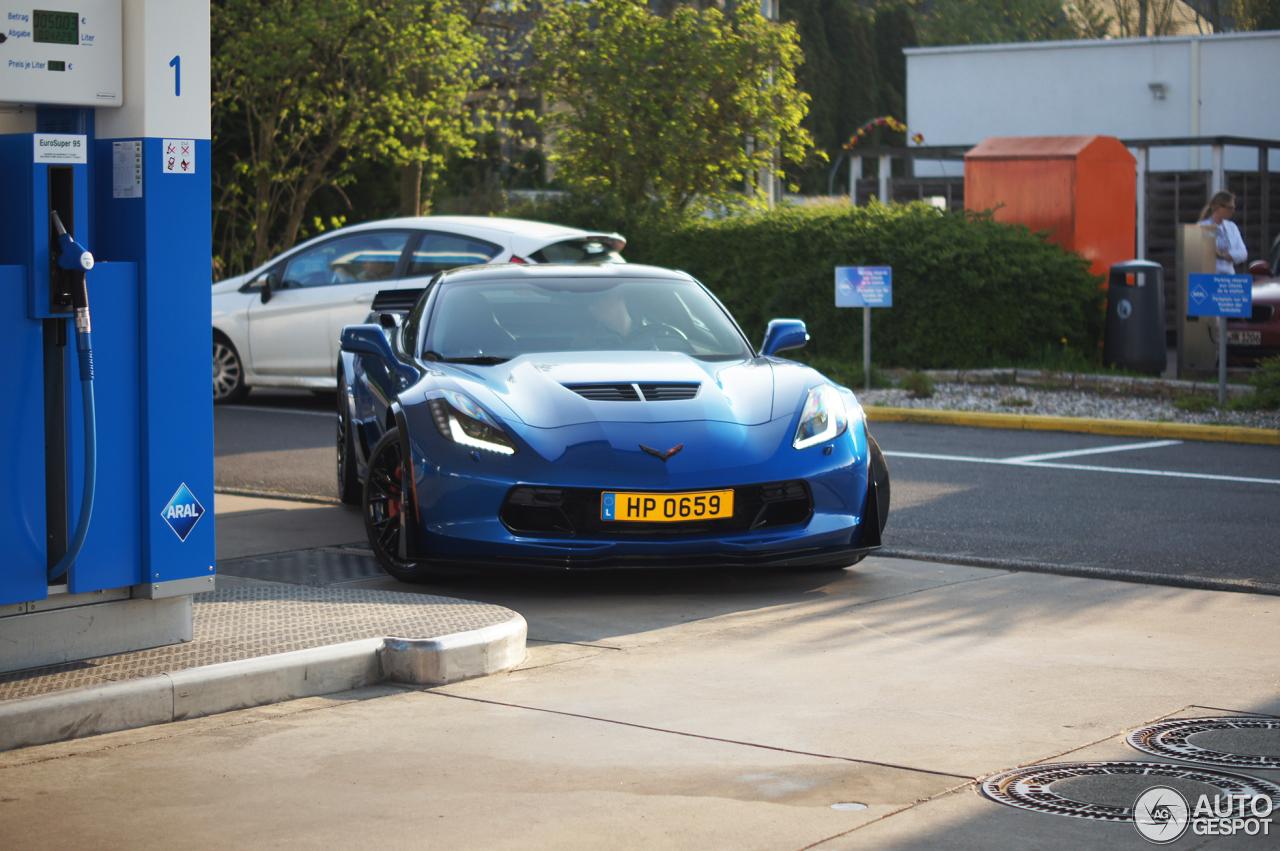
[{"x1": 443, "y1": 352, "x2": 779, "y2": 428}]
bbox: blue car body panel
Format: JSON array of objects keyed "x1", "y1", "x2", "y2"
[{"x1": 340, "y1": 265, "x2": 882, "y2": 571}]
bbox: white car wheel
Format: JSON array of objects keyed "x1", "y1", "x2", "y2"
[{"x1": 213, "y1": 334, "x2": 250, "y2": 403}]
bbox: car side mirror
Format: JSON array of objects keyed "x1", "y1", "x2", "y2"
[
  {"x1": 1249, "y1": 259, "x2": 1273, "y2": 277},
  {"x1": 341, "y1": 324, "x2": 395, "y2": 359},
  {"x1": 760, "y1": 319, "x2": 809, "y2": 356},
  {"x1": 341, "y1": 324, "x2": 419, "y2": 387},
  {"x1": 260, "y1": 274, "x2": 280, "y2": 304},
  {"x1": 241, "y1": 270, "x2": 277, "y2": 301}
]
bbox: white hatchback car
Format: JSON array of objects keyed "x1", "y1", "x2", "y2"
[{"x1": 211, "y1": 216, "x2": 625, "y2": 402}]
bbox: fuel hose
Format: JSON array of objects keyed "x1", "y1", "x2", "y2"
[{"x1": 48, "y1": 212, "x2": 96, "y2": 584}]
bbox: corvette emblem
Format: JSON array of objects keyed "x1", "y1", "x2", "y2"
[{"x1": 640, "y1": 443, "x2": 683, "y2": 462}]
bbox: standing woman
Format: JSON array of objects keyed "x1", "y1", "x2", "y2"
[{"x1": 1197, "y1": 191, "x2": 1248, "y2": 273}]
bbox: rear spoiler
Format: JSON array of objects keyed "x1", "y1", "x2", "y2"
[{"x1": 371, "y1": 288, "x2": 425, "y2": 313}]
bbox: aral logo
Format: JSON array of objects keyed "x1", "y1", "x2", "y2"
[{"x1": 161, "y1": 483, "x2": 205, "y2": 542}]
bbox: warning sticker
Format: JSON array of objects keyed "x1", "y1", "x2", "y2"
[
  {"x1": 113, "y1": 140, "x2": 143, "y2": 198},
  {"x1": 162, "y1": 139, "x2": 196, "y2": 174}
]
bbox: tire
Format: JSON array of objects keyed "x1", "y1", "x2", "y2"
[
  {"x1": 867, "y1": 433, "x2": 890, "y2": 534},
  {"x1": 213, "y1": 333, "x2": 250, "y2": 404},
  {"x1": 363, "y1": 427, "x2": 433, "y2": 582},
  {"x1": 336, "y1": 369, "x2": 362, "y2": 506}
]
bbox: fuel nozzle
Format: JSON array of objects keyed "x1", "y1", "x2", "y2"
[
  {"x1": 51, "y1": 210, "x2": 95, "y2": 275},
  {"x1": 50, "y1": 210, "x2": 93, "y2": 338}
]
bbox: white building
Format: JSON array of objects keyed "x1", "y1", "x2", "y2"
[{"x1": 905, "y1": 30, "x2": 1280, "y2": 175}]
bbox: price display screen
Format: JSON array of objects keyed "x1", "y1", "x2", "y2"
[{"x1": 33, "y1": 9, "x2": 79, "y2": 45}]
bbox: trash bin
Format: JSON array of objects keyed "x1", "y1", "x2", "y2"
[{"x1": 1103, "y1": 260, "x2": 1166, "y2": 375}]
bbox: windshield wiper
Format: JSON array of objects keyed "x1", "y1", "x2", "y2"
[{"x1": 441, "y1": 355, "x2": 510, "y2": 365}]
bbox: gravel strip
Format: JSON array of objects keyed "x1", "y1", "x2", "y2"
[{"x1": 859, "y1": 383, "x2": 1280, "y2": 431}]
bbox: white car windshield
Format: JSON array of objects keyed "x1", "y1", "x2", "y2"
[{"x1": 423, "y1": 278, "x2": 751, "y2": 364}]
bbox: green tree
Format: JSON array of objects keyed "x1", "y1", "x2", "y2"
[
  {"x1": 1071, "y1": 0, "x2": 1117, "y2": 37},
  {"x1": 781, "y1": 0, "x2": 883, "y2": 194},
  {"x1": 912, "y1": 0, "x2": 1081, "y2": 45},
  {"x1": 529, "y1": 0, "x2": 817, "y2": 213},
  {"x1": 1203, "y1": 0, "x2": 1280, "y2": 30},
  {"x1": 874, "y1": 3, "x2": 917, "y2": 121},
  {"x1": 212, "y1": 0, "x2": 484, "y2": 275}
]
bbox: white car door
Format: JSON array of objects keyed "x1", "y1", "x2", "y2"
[{"x1": 247, "y1": 231, "x2": 411, "y2": 377}]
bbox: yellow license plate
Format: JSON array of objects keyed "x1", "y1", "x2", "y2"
[{"x1": 601, "y1": 490, "x2": 734, "y2": 522}]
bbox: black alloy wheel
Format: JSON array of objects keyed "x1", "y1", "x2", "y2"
[
  {"x1": 363, "y1": 428, "x2": 432, "y2": 582},
  {"x1": 213, "y1": 333, "x2": 250, "y2": 403},
  {"x1": 336, "y1": 369, "x2": 362, "y2": 505}
]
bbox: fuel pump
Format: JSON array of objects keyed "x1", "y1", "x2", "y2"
[{"x1": 0, "y1": 0, "x2": 214, "y2": 673}]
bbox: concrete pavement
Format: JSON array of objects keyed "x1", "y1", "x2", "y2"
[{"x1": 2, "y1": 508, "x2": 1279, "y2": 847}]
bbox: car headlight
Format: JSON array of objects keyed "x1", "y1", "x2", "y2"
[
  {"x1": 427, "y1": 390, "x2": 518, "y2": 455},
  {"x1": 793, "y1": 384, "x2": 848, "y2": 450}
]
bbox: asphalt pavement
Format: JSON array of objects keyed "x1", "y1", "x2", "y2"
[
  {"x1": 213, "y1": 389, "x2": 1280, "y2": 590},
  {"x1": 871, "y1": 421, "x2": 1280, "y2": 590}
]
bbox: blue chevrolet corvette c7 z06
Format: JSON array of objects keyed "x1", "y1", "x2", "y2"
[{"x1": 337, "y1": 263, "x2": 890, "y2": 581}]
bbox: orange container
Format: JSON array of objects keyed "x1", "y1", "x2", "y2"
[{"x1": 965, "y1": 136, "x2": 1135, "y2": 280}]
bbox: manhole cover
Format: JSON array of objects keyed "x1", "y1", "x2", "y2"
[
  {"x1": 979, "y1": 761, "x2": 1280, "y2": 822},
  {"x1": 1129, "y1": 717, "x2": 1280, "y2": 769}
]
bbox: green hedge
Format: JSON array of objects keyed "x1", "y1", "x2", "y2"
[{"x1": 511, "y1": 198, "x2": 1105, "y2": 370}]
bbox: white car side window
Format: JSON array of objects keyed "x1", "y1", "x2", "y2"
[
  {"x1": 407, "y1": 232, "x2": 501, "y2": 278},
  {"x1": 282, "y1": 232, "x2": 411, "y2": 289}
]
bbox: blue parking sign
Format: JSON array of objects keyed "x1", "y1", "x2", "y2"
[
  {"x1": 1188, "y1": 274, "x2": 1252, "y2": 318},
  {"x1": 836, "y1": 267, "x2": 892, "y2": 308}
]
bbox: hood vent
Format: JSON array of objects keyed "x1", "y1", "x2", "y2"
[
  {"x1": 566, "y1": 384, "x2": 642, "y2": 401},
  {"x1": 638, "y1": 383, "x2": 699, "y2": 401},
  {"x1": 566, "y1": 383, "x2": 700, "y2": 402}
]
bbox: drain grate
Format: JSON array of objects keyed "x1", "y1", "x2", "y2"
[
  {"x1": 1129, "y1": 716, "x2": 1280, "y2": 769},
  {"x1": 979, "y1": 761, "x2": 1280, "y2": 821},
  {"x1": 218, "y1": 548, "x2": 386, "y2": 585}
]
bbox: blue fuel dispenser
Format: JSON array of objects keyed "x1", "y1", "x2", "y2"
[{"x1": 0, "y1": 0, "x2": 214, "y2": 672}]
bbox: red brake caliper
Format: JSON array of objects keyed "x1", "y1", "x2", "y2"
[{"x1": 389, "y1": 464, "x2": 402, "y2": 517}]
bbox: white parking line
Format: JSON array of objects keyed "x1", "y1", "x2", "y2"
[
  {"x1": 218, "y1": 405, "x2": 335, "y2": 418},
  {"x1": 883, "y1": 450, "x2": 1280, "y2": 486},
  {"x1": 1003, "y1": 439, "x2": 1183, "y2": 463}
]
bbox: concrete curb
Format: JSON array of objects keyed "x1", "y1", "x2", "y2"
[
  {"x1": 0, "y1": 615, "x2": 527, "y2": 753},
  {"x1": 865, "y1": 406, "x2": 1280, "y2": 445}
]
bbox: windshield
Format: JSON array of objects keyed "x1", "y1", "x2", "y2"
[{"x1": 422, "y1": 277, "x2": 752, "y2": 363}]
